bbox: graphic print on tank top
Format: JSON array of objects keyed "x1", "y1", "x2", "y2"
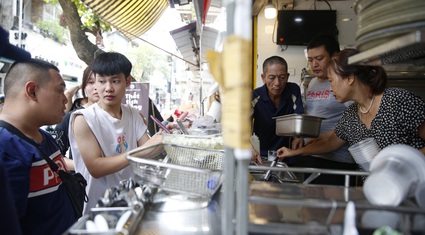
[{"x1": 115, "y1": 135, "x2": 128, "y2": 153}]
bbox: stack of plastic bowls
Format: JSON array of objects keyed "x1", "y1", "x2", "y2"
[
  {"x1": 348, "y1": 138, "x2": 380, "y2": 171},
  {"x1": 363, "y1": 144, "x2": 425, "y2": 207},
  {"x1": 364, "y1": 157, "x2": 417, "y2": 206}
]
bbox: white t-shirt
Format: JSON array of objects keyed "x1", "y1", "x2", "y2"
[
  {"x1": 69, "y1": 103, "x2": 147, "y2": 214},
  {"x1": 305, "y1": 78, "x2": 354, "y2": 163}
]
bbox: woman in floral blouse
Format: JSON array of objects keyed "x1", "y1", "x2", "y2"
[{"x1": 277, "y1": 48, "x2": 425, "y2": 159}]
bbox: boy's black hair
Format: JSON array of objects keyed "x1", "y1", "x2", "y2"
[{"x1": 91, "y1": 52, "x2": 132, "y2": 78}]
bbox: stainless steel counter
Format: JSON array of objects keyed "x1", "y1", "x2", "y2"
[
  {"x1": 249, "y1": 182, "x2": 425, "y2": 234},
  {"x1": 134, "y1": 182, "x2": 425, "y2": 235}
]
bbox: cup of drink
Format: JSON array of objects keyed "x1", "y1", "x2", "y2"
[{"x1": 267, "y1": 150, "x2": 277, "y2": 162}]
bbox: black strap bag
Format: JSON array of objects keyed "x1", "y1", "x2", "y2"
[
  {"x1": 0, "y1": 120, "x2": 88, "y2": 218},
  {"x1": 56, "y1": 169, "x2": 88, "y2": 218}
]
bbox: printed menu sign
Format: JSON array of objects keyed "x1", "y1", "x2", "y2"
[{"x1": 122, "y1": 82, "x2": 150, "y2": 120}]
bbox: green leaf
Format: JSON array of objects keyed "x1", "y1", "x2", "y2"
[
  {"x1": 45, "y1": 0, "x2": 112, "y2": 33},
  {"x1": 34, "y1": 20, "x2": 68, "y2": 43}
]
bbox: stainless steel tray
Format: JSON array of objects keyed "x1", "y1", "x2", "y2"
[
  {"x1": 274, "y1": 114, "x2": 325, "y2": 138},
  {"x1": 66, "y1": 203, "x2": 143, "y2": 235}
]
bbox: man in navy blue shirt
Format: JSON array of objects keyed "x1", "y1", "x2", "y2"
[
  {"x1": 0, "y1": 59, "x2": 77, "y2": 234},
  {"x1": 252, "y1": 56, "x2": 304, "y2": 164},
  {"x1": 0, "y1": 25, "x2": 32, "y2": 235}
]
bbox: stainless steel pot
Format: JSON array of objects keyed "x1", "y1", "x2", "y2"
[{"x1": 274, "y1": 114, "x2": 325, "y2": 138}]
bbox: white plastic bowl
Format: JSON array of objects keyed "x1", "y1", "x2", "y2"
[
  {"x1": 363, "y1": 144, "x2": 425, "y2": 207},
  {"x1": 348, "y1": 138, "x2": 380, "y2": 171}
]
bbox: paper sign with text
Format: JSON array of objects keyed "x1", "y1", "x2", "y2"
[{"x1": 122, "y1": 82, "x2": 150, "y2": 121}]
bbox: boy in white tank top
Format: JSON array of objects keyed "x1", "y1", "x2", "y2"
[{"x1": 69, "y1": 52, "x2": 162, "y2": 214}]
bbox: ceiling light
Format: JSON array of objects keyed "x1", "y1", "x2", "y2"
[{"x1": 264, "y1": 0, "x2": 277, "y2": 19}]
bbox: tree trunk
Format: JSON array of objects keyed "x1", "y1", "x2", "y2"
[{"x1": 58, "y1": 0, "x2": 99, "y2": 65}]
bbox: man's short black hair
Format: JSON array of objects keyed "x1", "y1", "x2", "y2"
[
  {"x1": 90, "y1": 52, "x2": 132, "y2": 78},
  {"x1": 9, "y1": 58, "x2": 60, "y2": 73},
  {"x1": 4, "y1": 59, "x2": 60, "y2": 97},
  {"x1": 262, "y1": 56, "x2": 288, "y2": 74},
  {"x1": 307, "y1": 34, "x2": 340, "y2": 56}
]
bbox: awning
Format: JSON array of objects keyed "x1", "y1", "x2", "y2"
[
  {"x1": 170, "y1": 22, "x2": 220, "y2": 73},
  {"x1": 170, "y1": 22, "x2": 199, "y2": 71},
  {"x1": 81, "y1": 0, "x2": 169, "y2": 40}
]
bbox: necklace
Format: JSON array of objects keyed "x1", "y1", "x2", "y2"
[{"x1": 359, "y1": 95, "x2": 375, "y2": 114}]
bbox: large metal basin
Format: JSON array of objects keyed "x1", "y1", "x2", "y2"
[{"x1": 274, "y1": 114, "x2": 325, "y2": 138}]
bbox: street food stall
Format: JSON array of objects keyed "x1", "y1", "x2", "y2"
[
  {"x1": 63, "y1": 0, "x2": 425, "y2": 234},
  {"x1": 65, "y1": 142, "x2": 425, "y2": 234}
]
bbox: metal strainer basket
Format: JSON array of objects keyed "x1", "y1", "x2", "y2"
[
  {"x1": 164, "y1": 144, "x2": 224, "y2": 170},
  {"x1": 127, "y1": 143, "x2": 225, "y2": 198}
]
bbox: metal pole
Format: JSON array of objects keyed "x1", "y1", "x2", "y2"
[
  {"x1": 199, "y1": 24, "x2": 204, "y2": 117},
  {"x1": 235, "y1": 150, "x2": 251, "y2": 235},
  {"x1": 18, "y1": 0, "x2": 24, "y2": 47},
  {"x1": 222, "y1": 147, "x2": 236, "y2": 235},
  {"x1": 222, "y1": 1, "x2": 236, "y2": 233},
  {"x1": 221, "y1": 1, "x2": 252, "y2": 235}
]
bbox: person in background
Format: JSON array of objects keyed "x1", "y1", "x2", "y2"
[
  {"x1": 64, "y1": 84, "x2": 82, "y2": 113},
  {"x1": 0, "y1": 59, "x2": 76, "y2": 234},
  {"x1": 148, "y1": 97, "x2": 165, "y2": 135},
  {"x1": 251, "y1": 56, "x2": 304, "y2": 164},
  {"x1": 69, "y1": 52, "x2": 162, "y2": 214},
  {"x1": 277, "y1": 49, "x2": 425, "y2": 160},
  {"x1": 54, "y1": 64, "x2": 99, "y2": 164},
  {"x1": 296, "y1": 34, "x2": 357, "y2": 186},
  {"x1": 69, "y1": 90, "x2": 88, "y2": 111},
  {"x1": 206, "y1": 90, "x2": 221, "y2": 123}
]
